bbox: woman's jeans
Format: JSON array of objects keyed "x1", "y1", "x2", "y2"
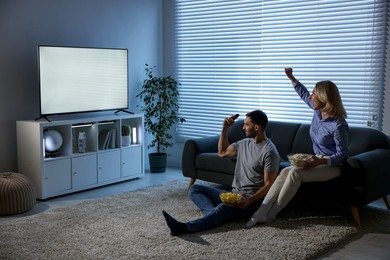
[
  {"x1": 266, "y1": 165, "x2": 341, "y2": 208},
  {"x1": 187, "y1": 184, "x2": 262, "y2": 233}
]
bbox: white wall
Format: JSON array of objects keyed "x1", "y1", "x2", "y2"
[{"x1": 0, "y1": 0, "x2": 163, "y2": 172}]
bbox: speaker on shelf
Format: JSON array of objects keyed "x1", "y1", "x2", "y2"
[{"x1": 43, "y1": 129, "x2": 63, "y2": 157}]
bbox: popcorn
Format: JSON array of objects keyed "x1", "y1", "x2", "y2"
[
  {"x1": 288, "y1": 153, "x2": 312, "y2": 167},
  {"x1": 220, "y1": 192, "x2": 243, "y2": 204}
]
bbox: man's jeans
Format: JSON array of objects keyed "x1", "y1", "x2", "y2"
[{"x1": 186, "y1": 184, "x2": 262, "y2": 233}]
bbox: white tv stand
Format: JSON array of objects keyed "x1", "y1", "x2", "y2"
[{"x1": 16, "y1": 114, "x2": 144, "y2": 200}]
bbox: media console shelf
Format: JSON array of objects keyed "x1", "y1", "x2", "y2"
[{"x1": 17, "y1": 114, "x2": 144, "y2": 199}]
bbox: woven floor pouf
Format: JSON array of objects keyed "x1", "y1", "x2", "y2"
[{"x1": 0, "y1": 172, "x2": 36, "y2": 216}]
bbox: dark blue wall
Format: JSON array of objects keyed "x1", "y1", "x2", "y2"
[{"x1": 0, "y1": 0, "x2": 163, "y2": 171}]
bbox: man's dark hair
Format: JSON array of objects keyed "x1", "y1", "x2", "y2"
[{"x1": 246, "y1": 110, "x2": 268, "y2": 130}]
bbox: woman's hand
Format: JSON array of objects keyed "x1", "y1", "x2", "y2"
[
  {"x1": 302, "y1": 155, "x2": 327, "y2": 170},
  {"x1": 285, "y1": 67, "x2": 297, "y2": 83}
]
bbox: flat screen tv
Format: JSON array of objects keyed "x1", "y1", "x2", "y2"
[{"x1": 38, "y1": 45, "x2": 129, "y2": 116}]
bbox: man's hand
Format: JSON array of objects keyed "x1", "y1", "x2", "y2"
[
  {"x1": 235, "y1": 196, "x2": 252, "y2": 209},
  {"x1": 223, "y1": 116, "x2": 235, "y2": 128},
  {"x1": 218, "y1": 115, "x2": 238, "y2": 157}
]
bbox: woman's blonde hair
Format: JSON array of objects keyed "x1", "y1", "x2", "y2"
[{"x1": 314, "y1": 80, "x2": 347, "y2": 119}]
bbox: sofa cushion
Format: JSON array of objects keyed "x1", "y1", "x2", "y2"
[
  {"x1": 196, "y1": 153, "x2": 236, "y2": 175},
  {"x1": 228, "y1": 120, "x2": 302, "y2": 161},
  {"x1": 291, "y1": 124, "x2": 390, "y2": 158},
  {"x1": 266, "y1": 121, "x2": 302, "y2": 160},
  {"x1": 348, "y1": 126, "x2": 390, "y2": 156},
  {"x1": 291, "y1": 124, "x2": 315, "y2": 156}
]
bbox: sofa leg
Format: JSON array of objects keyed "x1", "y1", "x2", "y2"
[
  {"x1": 350, "y1": 206, "x2": 361, "y2": 226},
  {"x1": 383, "y1": 195, "x2": 390, "y2": 209},
  {"x1": 187, "y1": 178, "x2": 196, "y2": 191}
]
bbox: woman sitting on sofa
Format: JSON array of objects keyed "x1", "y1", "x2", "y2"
[{"x1": 246, "y1": 68, "x2": 349, "y2": 227}]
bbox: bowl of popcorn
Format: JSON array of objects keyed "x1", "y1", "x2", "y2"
[
  {"x1": 220, "y1": 192, "x2": 243, "y2": 205},
  {"x1": 287, "y1": 153, "x2": 312, "y2": 167}
]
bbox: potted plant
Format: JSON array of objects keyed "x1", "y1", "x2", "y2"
[
  {"x1": 137, "y1": 64, "x2": 185, "y2": 173},
  {"x1": 121, "y1": 124, "x2": 132, "y2": 146}
]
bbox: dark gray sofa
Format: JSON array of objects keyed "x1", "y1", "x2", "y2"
[{"x1": 182, "y1": 119, "x2": 390, "y2": 225}]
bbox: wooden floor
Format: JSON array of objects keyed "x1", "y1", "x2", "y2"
[{"x1": 2, "y1": 168, "x2": 390, "y2": 259}]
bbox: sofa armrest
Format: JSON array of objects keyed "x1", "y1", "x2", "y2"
[
  {"x1": 182, "y1": 135, "x2": 220, "y2": 179},
  {"x1": 344, "y1": 148, "x2": 390, "y2": 203}
]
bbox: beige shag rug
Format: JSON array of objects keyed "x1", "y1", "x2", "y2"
[{"x1": 0, "y1": 180, "x2": 387, "y2": 260}]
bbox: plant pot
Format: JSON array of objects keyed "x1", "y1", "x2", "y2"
[
  {"x1": 121, "y1": 135, "x2": 131, "y2": 146},
  {"x1": 149, "y1": 153, "x2": 167, "y2": 173}
]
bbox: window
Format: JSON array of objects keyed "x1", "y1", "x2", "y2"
[{"x1": 175, "y1": 0, "x2": 388, "y2": 138}]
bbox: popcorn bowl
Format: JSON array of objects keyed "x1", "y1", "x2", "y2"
[
  {"x1": 287, "y1": 153, "x2": 312, "y2": 167},
  {"x1": 220, "y1": 192, "x2": 243, "y2": 205}
]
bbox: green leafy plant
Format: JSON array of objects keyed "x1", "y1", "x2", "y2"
[
  {"x1": 137, "y1": 64, "x2": 185, "y2": 154},
  {"x1": 121, "y1": 124, "x2": 131, "y2": 136}
]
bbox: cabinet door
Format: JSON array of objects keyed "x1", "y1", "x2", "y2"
[
  {"x1": 72, "y1": 154, "x2": 98, "y2": 189},
  {"x1": 44, "y1": 158, "x2": 71, "y2": 195},
  {"x1": 121, "y1": 146, "x2": 142, "y2": 177},
  {"x1": 98, "y1": 150, "x2": 121, "y2": 183}
]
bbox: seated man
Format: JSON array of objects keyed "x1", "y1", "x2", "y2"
[{"x1": 162, "y1": 110, "x2": 280, "y2": 236}]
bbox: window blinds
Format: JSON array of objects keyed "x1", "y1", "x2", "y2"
[{"x1": 175, "y1": 0, "x2": 388, "y2": 138}]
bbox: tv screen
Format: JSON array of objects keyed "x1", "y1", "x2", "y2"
[{"x1": 38, "y1": 45, "x2": 129, "y2": 116}]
